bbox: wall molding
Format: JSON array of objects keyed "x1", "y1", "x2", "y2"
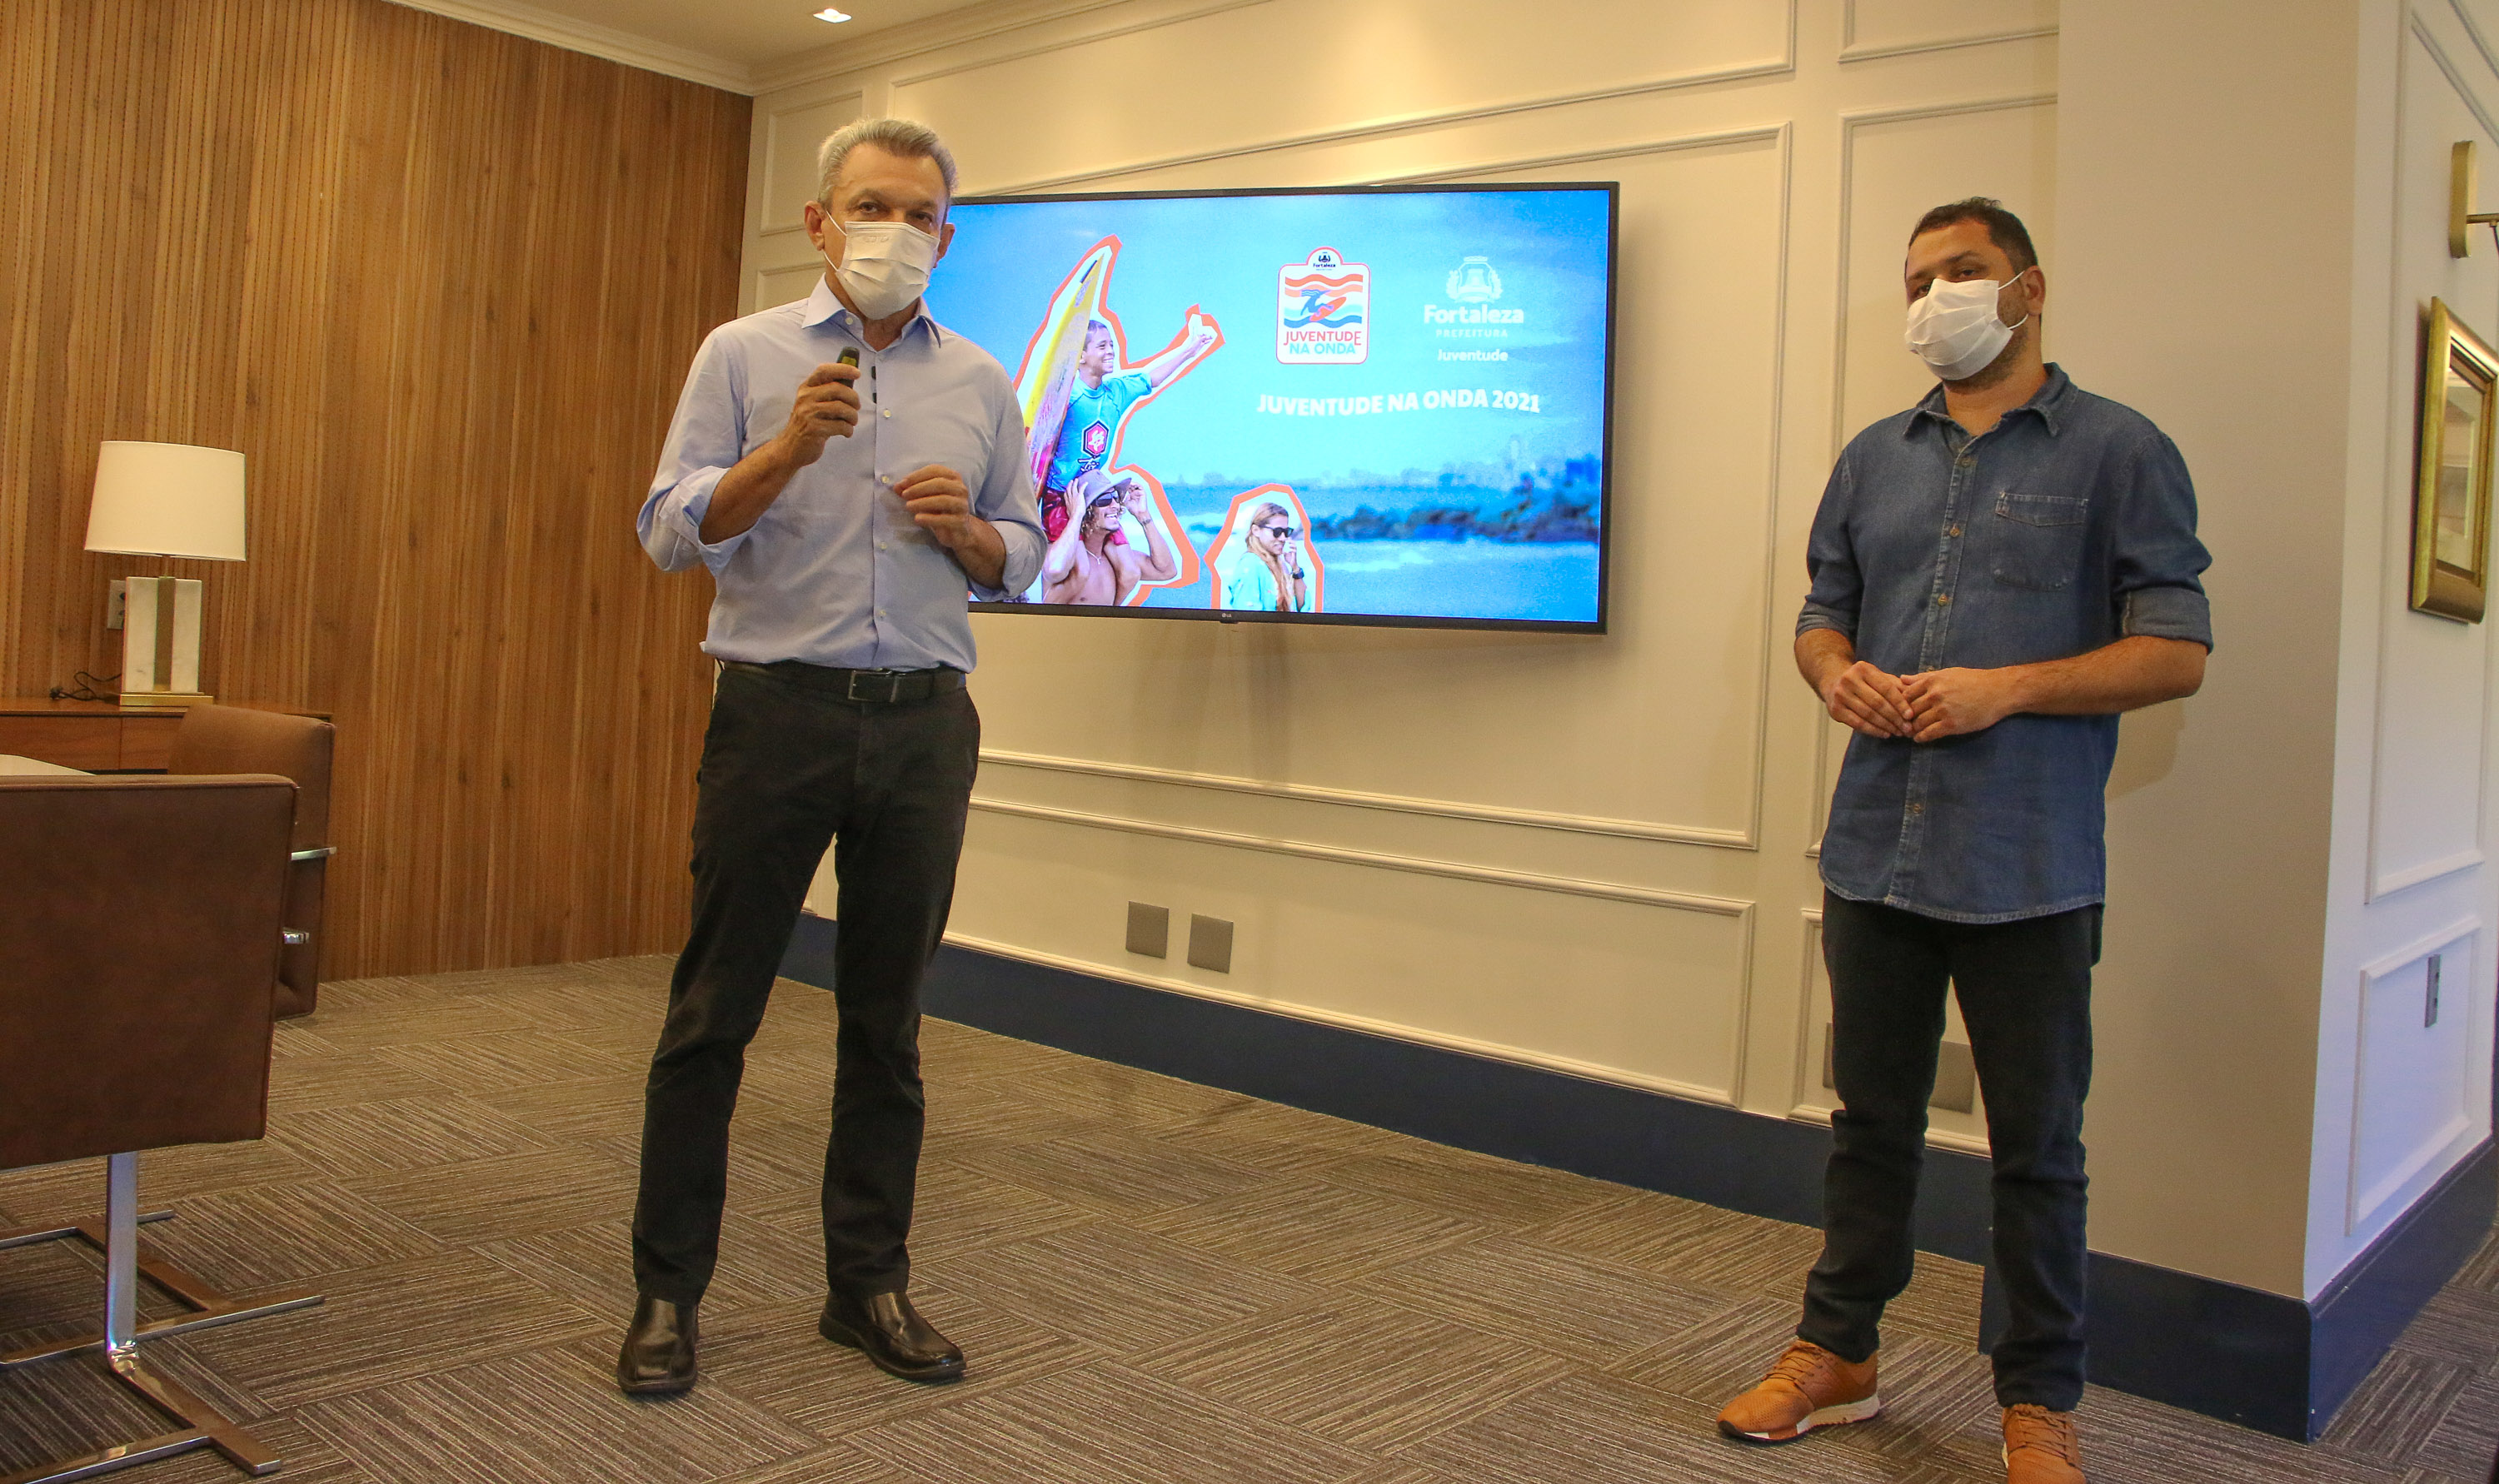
[
  {"x1": 1828, "y1": 92, "x2": 2060, "y2": 461},
  {"x1": 1384, "y1": 122, "x2": 1800, "y2": 864},
  {"x1": 967, "y1": 793, "x2": 1753, "y2": 914},
  {"x1": 1838, "y1": 0, "x2": 2058, "y2": 62},
  {"x1": 2417, "y1": 9, "x2": 2499, "y2": 147},
  {"x1": 751, "y1": 0, "x2": 1194, "y2": 95},
  {"x1": 378, "y1": 0, "x2": 752, "y2": 92},
  {"x1": 756, "y1": 91, "x2": 865, "y2": 237},
  {"x1": 1838, "y1": 27, "x2": 2058, "y2": 65},
  {"x1": 2364, "y1": 21, "x2": 2497, "y2": 907},
  {"x1": 1783, "y1": 905, "x2": 1991, "y2": 1155},
  {"x1": 944, "y1": 929, "x2": 1741, "y2": 1105},
  {"x1": 2373, "y1": 847, "x2": 2488, "y2": 899},
  {"x1": 2447, "y1": 0, "x2": 2499, "y2": 90},
  {"x1": 2347, "y1": 918, "x2": 2485, "y2": 1234},
  {"x1": 958, "y1": 45, "x2": 1801, "y2": 195},
  {"x1": 889, "y1": 0, "x2": 1274, "y2": 88},
  {"x1": 1379, "y1": 123, "x2": 1784, "y2": 186},
  {"x1": 980, "y1": 746, "x2": 1751, "y2": 848}
]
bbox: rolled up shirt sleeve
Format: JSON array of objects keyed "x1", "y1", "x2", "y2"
[
  {"x1": 637, "y1": 328, "x2": 752, "y2": 575},
  {"x1": 970, "y1": 379, "x2": 1046, "y2": 600},
  {"x1": 2112, "y1": 430, "x2": 2215, "y2": 650},
  {"x1": 1797, "y1": 454, "x2": 1863, "y2": 640}
]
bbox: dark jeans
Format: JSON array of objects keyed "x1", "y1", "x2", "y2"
[
  {"x1": 631, "y1": 662, "x2": 979, "y2": 1306},
  {"x1": 1800, "y1": 891, "x2": 2099, "y2": 1410}
]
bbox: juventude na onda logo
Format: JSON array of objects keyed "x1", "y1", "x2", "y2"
[{"x1": 1276, "y1": 247, "x2": 1369, "y2": 365}]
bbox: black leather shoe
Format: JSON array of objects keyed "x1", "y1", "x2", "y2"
[
  {"x1": 616, "y1": 1297, "x2": 698, "y2": 1395},
  {"x1": 819, "y1": 1290, "x2": 966, "y2": 1383}
]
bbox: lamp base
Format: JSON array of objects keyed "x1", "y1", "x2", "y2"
[{"x1": 117, "y1": 690, "x2": 213, "y2": 710}]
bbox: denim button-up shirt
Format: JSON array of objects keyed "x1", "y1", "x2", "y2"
[
  {"x1": 638, "y1": 280, "x2": 1046, "y2": 673},
  {"x1": 1800, "y1": 365, "x2": 2213, "y2": 923}
]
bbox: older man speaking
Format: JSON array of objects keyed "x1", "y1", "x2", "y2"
[{"x1": 621, "y1": 117, "x2": 1044, "y2": 1397}]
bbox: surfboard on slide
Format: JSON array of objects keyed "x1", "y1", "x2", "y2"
[{"x1": 1011, "y1": 241, "x2": 1117, "y2": 491}]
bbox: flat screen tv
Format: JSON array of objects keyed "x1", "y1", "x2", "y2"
[{"x1": 938, "y1": 182, "x2": 1617, "y2": 632}]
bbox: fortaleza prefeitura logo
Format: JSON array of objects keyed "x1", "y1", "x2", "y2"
[
  {"x1": 1276, "y1": 247, "x2": 1369, "y2": 365},
  {"x1": 1427, "y1": 254, "x2": 1525, "y2": 337}
]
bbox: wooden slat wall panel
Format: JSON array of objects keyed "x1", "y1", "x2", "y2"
[{"x1": 0, "y1": 0, "x2": 749, "y2": 977}]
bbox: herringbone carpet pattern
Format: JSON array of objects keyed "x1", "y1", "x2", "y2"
[{"x1": 1, "y1": 954, "x2": 2491, "y2": 1483}]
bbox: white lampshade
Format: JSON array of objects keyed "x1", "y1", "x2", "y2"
[{"x1": 84, "y1": 441, "x2": 247, "y2": 560}]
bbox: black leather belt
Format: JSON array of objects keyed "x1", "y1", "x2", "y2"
[{"x1": 724, "y1": 660, "x2": 965, "y2": 704}]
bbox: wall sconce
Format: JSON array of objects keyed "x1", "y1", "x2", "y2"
[
  {"x1": 83, "y1": 441, "x2": 247, "y2": 708},
  {"x1": 2451, "y1": 141, "x2": 2499, "y2": 256}
]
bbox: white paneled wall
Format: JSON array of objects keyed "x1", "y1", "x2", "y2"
[
  {"x1": 731, "y1": 0, "x2": 2497, "y2": 1300},
  {"x1": 2302, "y1": 0, "x2": 2499, "y2": 1295}
]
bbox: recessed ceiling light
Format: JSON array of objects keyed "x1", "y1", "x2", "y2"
[{"x1": 813, "y1": 6, "x2": 851, "y2": 19}]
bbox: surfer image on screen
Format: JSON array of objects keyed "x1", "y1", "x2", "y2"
[
  {"x1": 1039, "y1": 469, "x2": 1180, "y2": 606},
  {"x1": 1212, "y1": 499, "x2": 1315, "y2": 614},
  {"x1": 1038, "y1": 315, "x2": 1218, "y2": 541}
]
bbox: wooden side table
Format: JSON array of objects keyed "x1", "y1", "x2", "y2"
[
  {"x1": 0, "y1": 700, "x2": 330, "y2": 771},
  {"x1": 0, "y1": 699, "x2": 189, "y2": 770}
]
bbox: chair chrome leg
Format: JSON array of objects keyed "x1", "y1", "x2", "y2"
[
  {"x1": 0, "y1": 1424, "x2": 212, "y2": 1484},
  {"x1": 0, "y1": 1164, "x2": 321, "y2": 1369},
  {"x1": 0, "y1": 1154, "x2": 289, "y2": 1482},
  {"x1": 0, "y1": 1210, "x2": 171, "y2": 1251}
]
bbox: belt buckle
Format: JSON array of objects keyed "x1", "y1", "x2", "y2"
[{"x1": 847, "y1": 668, "x2": 904, "y2": 704}]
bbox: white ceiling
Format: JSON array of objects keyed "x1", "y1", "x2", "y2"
[{"x1": 397, "y1": 0, "x2": 1013, "y2": 91}]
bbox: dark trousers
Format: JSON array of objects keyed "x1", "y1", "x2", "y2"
[
  {"x1": 631, "y1": 662, "x2": 979, "y2": 1306},
  {"x1": 1800, "y1": 891, "x2": 2099, "y2": 1410}
]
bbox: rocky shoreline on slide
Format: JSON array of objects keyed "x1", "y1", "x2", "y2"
[{"x1": 1309, "y1": 487, "x2": 1600, "y2": 545}]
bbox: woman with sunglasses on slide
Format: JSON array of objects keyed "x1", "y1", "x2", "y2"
[{"x1": 1214, "y1": 500, "x2": 1312, "y2": 613}]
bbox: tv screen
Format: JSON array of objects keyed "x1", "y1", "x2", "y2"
[{"x1": 937, "y1": 182, "x2": 1617, "y2": 631}]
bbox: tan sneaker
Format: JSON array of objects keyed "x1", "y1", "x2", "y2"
[
  {"x1": 1714, "y1": 1339, "x2": 1881, "y2": 1442},
  {"x1": 2001, "y1": 1404, "x2": 2085, "y2": 1483}
]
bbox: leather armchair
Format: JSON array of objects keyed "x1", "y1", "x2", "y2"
[
  {"x1": 0, "y1": 774, "x2": 322, "y2": 1484},
  {"x1": 168, "y1": 705, "x2": 337, "y2": 1018}
]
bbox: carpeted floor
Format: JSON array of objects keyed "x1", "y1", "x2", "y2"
[{"x1": 2, "y1": 954, "x2": 2493, "y2": 1483}]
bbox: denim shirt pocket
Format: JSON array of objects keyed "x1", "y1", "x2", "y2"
[{"x1": 1990, "y1": 491, "x2": 2089, "y2": 591}]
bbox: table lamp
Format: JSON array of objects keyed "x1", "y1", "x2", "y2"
[{"x1": 83, "y1": 441, "x2": 247, "y2": 709}]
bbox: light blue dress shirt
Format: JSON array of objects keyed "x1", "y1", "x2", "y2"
[{"x1": 638, "y1": 279, "x2": 1046, "y2": 673}]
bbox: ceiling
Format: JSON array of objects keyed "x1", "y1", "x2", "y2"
[{"x1": 404, "y1": 0, "x2": 1012, "y2": 89}]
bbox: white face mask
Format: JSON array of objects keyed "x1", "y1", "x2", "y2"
[
  {"x1": 825, "y1": 219, "x2": 940, "y2": 320},
  {"x1": 1905, "y1": 275, "x2": 2028, "y2": 381}
]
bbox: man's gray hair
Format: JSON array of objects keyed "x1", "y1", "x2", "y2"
[{"x1": 816, "y1": 117, "x2": 959, "y2": 204}]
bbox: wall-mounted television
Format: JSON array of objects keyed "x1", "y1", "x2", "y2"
[{"x1": 939, "y1": 182, "x2": 1618, "y2": 632}]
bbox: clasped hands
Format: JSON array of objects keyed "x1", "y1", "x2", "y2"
[
  {"x1": 775, "y1": 361, "x2": 983, "y2": 555},
  {"x1": 1823, "y1": 660, "x2": 2018, "y2": 743}
]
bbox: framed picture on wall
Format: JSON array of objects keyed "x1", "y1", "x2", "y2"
[{"x1": 2415, "y1": 297, "x2": 2497, "y2": 622}]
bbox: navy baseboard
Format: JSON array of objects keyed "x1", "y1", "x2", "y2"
[
  {"x1": 781, "y1": 915, "x2": 2492, "y2": 1441},
  {"x1": 2307, "y1": 1140, "x2": 2496, "y2": 1430}
]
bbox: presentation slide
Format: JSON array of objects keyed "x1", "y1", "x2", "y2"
[{"x1": 936, "y1": 184, "x2": 1615, "y2": 630}]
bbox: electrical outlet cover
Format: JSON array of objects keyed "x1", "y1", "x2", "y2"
[
  {"x1": 1186, "y1": 914, "x2": 1234, "y2": 973},
  {"x1": 1125, "y1": 902, "x2": 1170, "y2": 958}
]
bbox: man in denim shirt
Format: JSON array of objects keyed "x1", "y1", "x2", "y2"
[{"x1": 1716, "y1": 201, "x2": 2211, "y2": 1484}]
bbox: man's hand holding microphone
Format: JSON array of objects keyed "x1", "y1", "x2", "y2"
[
  {"x1": 698, "y1": 350, "x2": 862, "y2": 545},
  {"x1": 781, "y1": 351, "x2": 866, "y2": 466},
  {"x1": 699, "y1": 347, "x2": 1009, "y2": 590}
]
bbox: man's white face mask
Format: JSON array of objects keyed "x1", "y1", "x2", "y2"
[
  {"x1": 1904, "y1": 274, "x2": 2028, "y2": 381},
  {"x1": 826, "y1": 219, "x2": 940, "y2": 320}
]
